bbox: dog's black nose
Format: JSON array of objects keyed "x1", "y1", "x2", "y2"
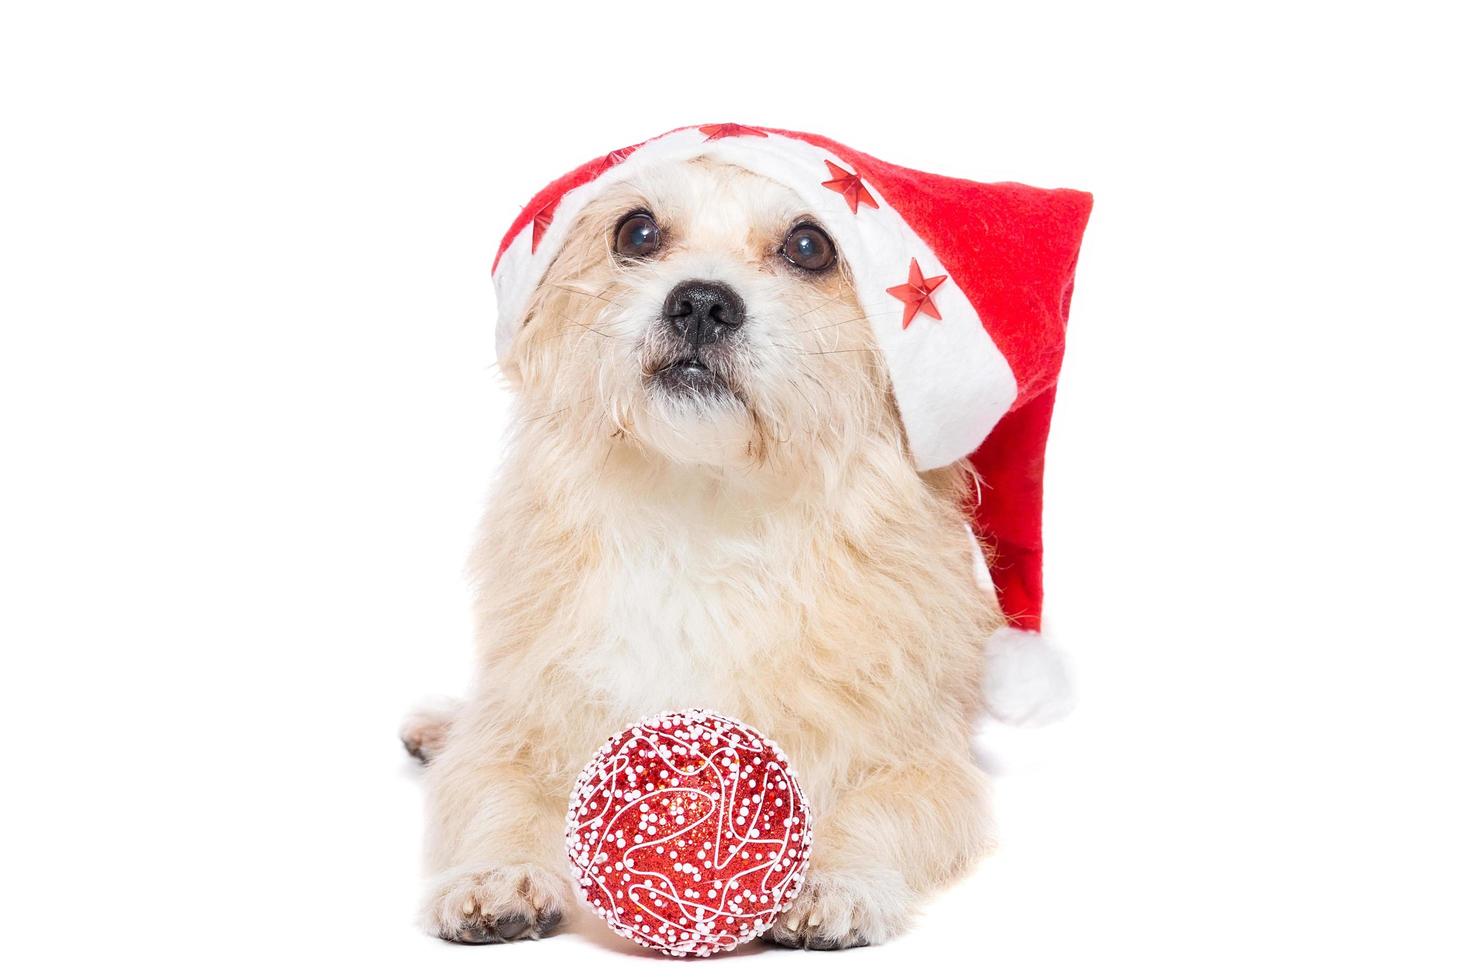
[{"x1": 661, "y1": 280, "x2": 746, "y2": 346}]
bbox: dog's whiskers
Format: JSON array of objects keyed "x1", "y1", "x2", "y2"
[
  {"x1": 546, "y1": 282, "x2": 626, "y2": 309},
  {"x1": 791, "y1": 293, "x2": 847, "y2": 320},
  {"x1": 520, "y1": 394, "x2": 603, "y2": 425},
  {"x1": 790, "y1": 313, "x2": 873, "y2": 336}
]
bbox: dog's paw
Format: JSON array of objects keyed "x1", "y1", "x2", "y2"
[
  {"x1": 423, "y1": 864, "x2": 566, "y2": 945},
  {"x1": 762, "y1": 868, "x2": 911, "y2": 951},
  {"x1": 400, "y1": 697, "x2": 460, "y2": 764}
]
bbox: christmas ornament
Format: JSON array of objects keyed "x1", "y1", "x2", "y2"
[
  {"x1": 493, "y1": 125, "x2": 1092, "y2": 725},
  {"x1": 565, "y1": 709, "x2": 813, "y2": 957}
]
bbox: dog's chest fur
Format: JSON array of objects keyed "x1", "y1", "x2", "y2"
[
  {"x1": 566, "y1": 499, "x2": 805, "y2": 715},
  {"x1": 582, "y1": 528, "x2": 799, "y2": 714}
]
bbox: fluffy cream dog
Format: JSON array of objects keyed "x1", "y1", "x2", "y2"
[{"x1": 402, "y1": 157, "x2": 1005, "y2": 950}]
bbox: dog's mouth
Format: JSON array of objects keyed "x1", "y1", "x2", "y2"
[{"x1": 648, "y1": 354, "x2": 739, "y2": 401}]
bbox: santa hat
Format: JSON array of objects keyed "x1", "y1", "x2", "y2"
[{"x1": 491, "y1": 124, "x2": 1091, "y2": 725}]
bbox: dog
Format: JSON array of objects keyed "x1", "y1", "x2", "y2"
[{"x1": 402, "y1": 155, "x2": 1007, "y2": 950}]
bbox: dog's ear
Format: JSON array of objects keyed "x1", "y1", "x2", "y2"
[
  {"x1": 498, "y1": 343, "x2": 524, "y2": 390},
  {"x1": 497, "y1": 301, "x2": 541, "y2": 392}
]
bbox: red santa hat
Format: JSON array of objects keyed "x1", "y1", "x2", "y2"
[{"x1": 492, "y1": 124, "x2": 1091, "y2": 725}]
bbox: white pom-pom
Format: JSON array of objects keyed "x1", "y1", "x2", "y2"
[{"x1": 983, "y1": 627, "x2": 1075, "y2": 726}]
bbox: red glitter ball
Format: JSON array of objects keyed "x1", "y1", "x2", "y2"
[{"x1": 566, "y1": 709, "x2": 813, "y2": 957}]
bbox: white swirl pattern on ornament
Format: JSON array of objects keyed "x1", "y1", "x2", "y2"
[{"x1": 566, "y1": 709, "x2": 813, "y2": 957}]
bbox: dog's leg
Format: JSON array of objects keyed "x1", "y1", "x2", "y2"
[
  {"x1": 764, "y1": 749, "x2": 993, "y2": 950},
  {"x1": 418, "y1": 739, "x2": 570, "y2": 944}
]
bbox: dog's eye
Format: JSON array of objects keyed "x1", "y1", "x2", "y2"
[
  {"x1": 781, "y1": 224, "x2": 836, "y2": 272},
  {"x1": 614, "y1": 211, "x2": 662, "y2": 259}
]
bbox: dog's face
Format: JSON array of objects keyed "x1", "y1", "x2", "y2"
[{"x1": 508, "y1": 159, "x2": 899, "y2": 471}]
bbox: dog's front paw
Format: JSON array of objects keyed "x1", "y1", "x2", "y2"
[
  {"x1": 762, "y1": 868, "x2": 912, "y2": 951},
  {"x1": 423, "y1": 863, "x2": 566, "y2": 945}
]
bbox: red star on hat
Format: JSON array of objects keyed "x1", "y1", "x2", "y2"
[
  {"x1": 530, "y1": 203, "x2": 555, "y2": 253},
  {"x1": 698, "y1": 123, "x2": 768, "y2": 141},
  {"x1": 820, "y1": 160, "x2": 878, "y2": 213},
  {"x1": 886, "y1": 258, "x2": 948, "y2": 328}
]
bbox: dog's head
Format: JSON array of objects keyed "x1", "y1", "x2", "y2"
[{"x1": 505, "y1": 158, "x2": 900, "y2": 472}]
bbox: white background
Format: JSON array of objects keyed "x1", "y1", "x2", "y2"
[{"x1": 3, "y1": 2, "x2": 1466, "y2": 977}]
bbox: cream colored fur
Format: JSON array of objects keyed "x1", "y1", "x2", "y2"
[{"x1": 410, "y1": 159, "x2": 1005, "y2": 949}]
